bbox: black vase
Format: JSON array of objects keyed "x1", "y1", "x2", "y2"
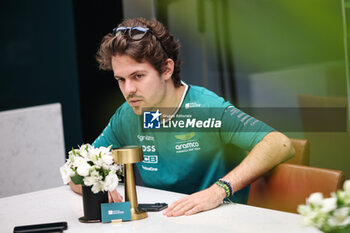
[{"x1": 79, "y1": 186, "x2": 108, "y2": 223}]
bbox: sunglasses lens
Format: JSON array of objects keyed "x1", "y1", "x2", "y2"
[
  {"x1": 129, "y1": 27, "x2": 148, "y2": 40},
  {"x1": 113, "y1": 27, "x2": 127, "y2": 36}
]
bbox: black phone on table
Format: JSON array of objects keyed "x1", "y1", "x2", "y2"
[
  {"x1": 138, "y1": 203, "x2": 168, "y2": 212},
  {"x1": 13, "y1": 221, "x2": 68, "y2": 233}
]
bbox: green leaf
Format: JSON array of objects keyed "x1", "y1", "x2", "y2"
[
  {"x1": 72, "y1": 148, "x2": 76, "y2": 156},
  {"x1": 71, "y1": 174, "x2": 84, "y2": 185},
  {"x1": 69, "y1": 153, "x2": 74, "y2": 163}
]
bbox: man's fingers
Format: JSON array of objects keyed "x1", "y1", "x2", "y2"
[
  {"x1": 163, "y1": 197, "x2": 188, "y2": 215},
  {"x1": 108, "y1": 191, "x2": 112, "y2": 203},
  {"x1": 169, "y1": 202, "x2": 195, "y2": 217},
  {"x1": 184, "y1": 205, "x2": 201, "y2": 216},
  {"x1": 117, "y1": 192, "x2": 123, "y2": 202},
  {"x1": 108, "y1": 190, "x2": 123, "y2": 202},
  {"x1": 165, "y1": 199, "x2": 195, "y2": 217}
]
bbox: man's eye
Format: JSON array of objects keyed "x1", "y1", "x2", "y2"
[
  {"x1": 135, "y1": 74, "x2": 144, "y2": 79},
  {"x1": 116, "y1": 78, "x2": 124, "y2": 82}
]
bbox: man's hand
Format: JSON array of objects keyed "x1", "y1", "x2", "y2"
[
  {"x1": 163, "y1": 184, "x2": 226, "y2": 217},
  {"x1": 108, "y1": 189, "x2": 123, "y2": 203}
]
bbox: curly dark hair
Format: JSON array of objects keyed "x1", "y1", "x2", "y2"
[{"x1": 96, "y1": 18, "x2": 182, "y2": 87}]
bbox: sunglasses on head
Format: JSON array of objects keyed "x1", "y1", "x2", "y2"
[
  {"x1": 112, "y1": 26, "x2": 151, "y2": 40},
  {"x1": 112, "y1": 26, "x2": 171, "y2": 59}
]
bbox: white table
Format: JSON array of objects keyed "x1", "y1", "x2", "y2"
[{"x1": 0, "y1": 185, "x2": 320, "y2": 233}]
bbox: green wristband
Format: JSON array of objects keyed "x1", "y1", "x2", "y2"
[{"x1": 215, "y1": 181, "x2": 230, "y2": 198}]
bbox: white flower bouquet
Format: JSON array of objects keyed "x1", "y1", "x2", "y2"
[
  {"x1": 60, "y1": 144, "x2": 121, "y2": 194},
  {"x1": 298, "y1": 180, "x2": 350, "y2": 233}
]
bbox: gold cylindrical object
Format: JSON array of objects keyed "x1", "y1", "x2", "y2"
[
  {"x1": 113, "y1": 146, "x2": 144, "y2": 164},
  {"x1": 112, "y1": 146, "x2": 147, "y2": 221}
]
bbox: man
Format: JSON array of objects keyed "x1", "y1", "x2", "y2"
[{"x1": 71, "y1": 17, "x2": 294, "y2": 217}]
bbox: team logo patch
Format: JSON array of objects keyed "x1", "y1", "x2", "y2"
[
  {"x1": 143, "y1": 110, "x2": 161, "y2": 129},
  {"x1": 174, "y1": 132, "x2": 196, "y2": 141}
]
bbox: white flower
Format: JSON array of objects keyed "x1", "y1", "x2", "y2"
[
  {"x1": 59, "y1": 164, "x2": 75, "y2": 184},
  {"x1": 320, "y1": 197, "x2": 337, "y2": 213},
  {"x1": 87, "y1": 146, "x2": 113, "y2": 169},
  {"x1": 110, "y1": 164, "x2": 120, "y2": 173},
  {"x1": 298, "y1": 205, "x2": 318, "y2": 226},
  {"x1": 328, "y1": 207, "x2": 350, "y2": 227},
  {"x1": 103, "y1": 173, "x2": 119, "y2": 191},
  {"x1": 101, "y1": 155, "x2": 114, "y2": 168},
  {"x1": 83, "y1": 176, "x2": 96, "y2": 186},
  {"x1": 68, "y1": 149, "x2": 79, "y2": 158},
  {"x1": 91, "y1": 182, "x2": 104, "y2": 194},
  {"x1": 301, "y1": 215, "x2": 315, "y2": 226},
  {"x1": 79, "y1": 148, "x2": 89, "y2": 158},
  {"x1": 60, "y1": 144, "x2": 121, "y2": 193},
  {"x1": 314, "y1": 213, "x2": 328, "y2": 229},
  {"x1": 83, "y1": 170, "x2": 100, "y2": 186},
  {"x1": 76, "y1": 161, "x2": 91, "y2": 176},
  {"x1": 87, "y1": 147, "x2": 99, "y2": 159},
  {"x1": 307, "y1": 192, "x2": 324, "y2": 206},
  {"x1": 298, "y1": 204, "x2": 312, "y2": 216},
  {"x1": 99, "y1": 146, "x2": 111, "y2": 155},
  {"x1": 298, "y1": 180, "x2": 350, "y2": 232},
  {"x1": 336, "y1": 190, "x2": 350, "y2": 205},
  {"x1": 72, "y1": 156, "x2": 85, "y2": 168}
]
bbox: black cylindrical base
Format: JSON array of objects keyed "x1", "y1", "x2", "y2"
[{"x1": 79, "y1": 186, "x2": 108, "y2": 223}]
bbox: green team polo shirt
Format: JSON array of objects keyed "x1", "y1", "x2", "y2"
[{"x1": 93, "y1": 84, "x2": 274, "y2": 204}]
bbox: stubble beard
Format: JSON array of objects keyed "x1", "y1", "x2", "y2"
[{"x1": 132, "y1": 106, "x2": 142, "y2": 115}]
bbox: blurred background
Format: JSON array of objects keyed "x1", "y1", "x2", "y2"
[{"x1": 0, "y1": 0, "x2": 349, "y2": 178}]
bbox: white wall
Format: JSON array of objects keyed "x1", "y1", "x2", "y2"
[{"x1": 0, "y1": 103, "x2": 66, "y2": 197}]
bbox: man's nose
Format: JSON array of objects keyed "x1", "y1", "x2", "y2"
[{"x1": 124, "y1": 80, "x2": 137, "y2": 95}]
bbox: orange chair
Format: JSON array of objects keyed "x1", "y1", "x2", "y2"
[
  {"x1": 247, "y1": 137, "x2": 310, "y2": 211},
  {"x1": 285, "y1": 138, "x2": 310, "y2": 166},
  {"x1": 247, "y1": 163, "x2": 345, "y2": 213}
]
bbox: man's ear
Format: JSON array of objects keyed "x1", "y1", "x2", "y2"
[{"x1": 162, "y1": 58, "x2": 175, "y2": 81}]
